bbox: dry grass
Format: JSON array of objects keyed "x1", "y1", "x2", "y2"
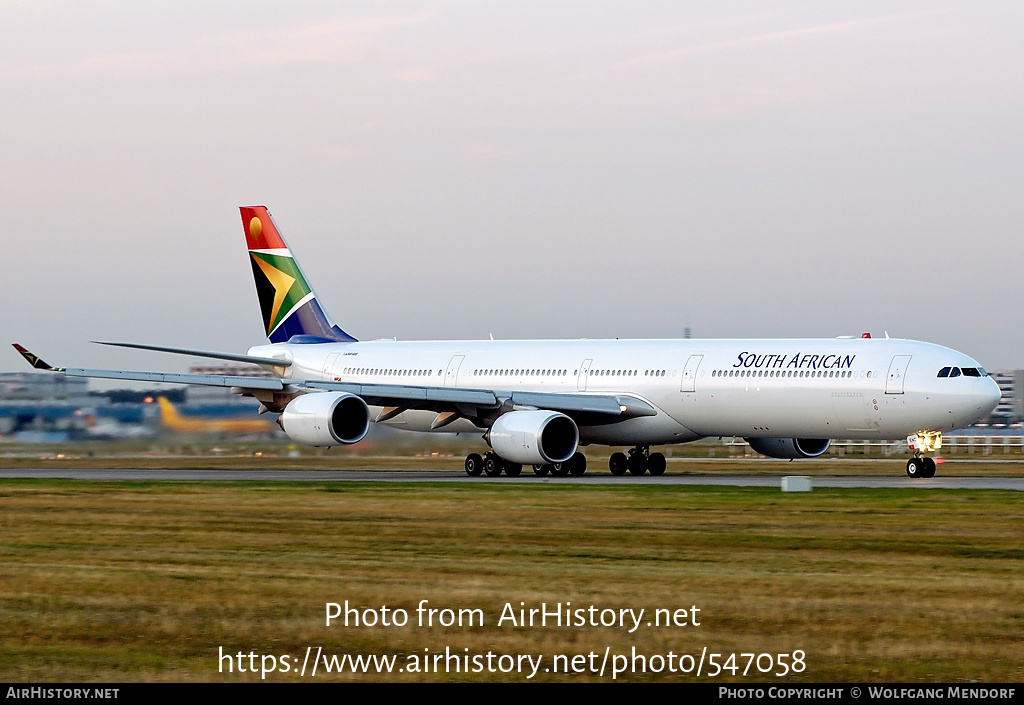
[
  {"x1": 2, "y1": 440, "x2": 1024, "y2": 476},
  {"x1": 0, "y1": 480, "x2": 1021, "y2": 682}
]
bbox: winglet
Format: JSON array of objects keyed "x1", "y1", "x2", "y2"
[{"x1": 12, "y1": 344, "x2": 56, "y2": 371}]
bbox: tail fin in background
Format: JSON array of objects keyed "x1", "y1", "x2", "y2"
[
  {"x1": 156, "y1": 396, "x2": 184, "y2": 426},
  {"x1": 240, "y1": 206, "x2": 356, "y2": 343}
]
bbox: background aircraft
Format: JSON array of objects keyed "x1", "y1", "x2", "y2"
[{"x1": 156, "y1": 397, "x2": 277, "y2": 437}]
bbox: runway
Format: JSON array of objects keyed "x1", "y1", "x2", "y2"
[{"x1": 2, "y1": 468, "x2": 1022, "y2": 490}]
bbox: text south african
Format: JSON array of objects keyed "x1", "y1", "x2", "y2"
[{"x1": 733, "y1": 352, "x2": 856, "y2": 370}]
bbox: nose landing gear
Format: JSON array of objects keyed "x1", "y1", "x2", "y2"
[
  {"x1": 905, "y1": 456, "x2": 936, "y2": 479},
  {"x1": 906, "y1": 432, "x2": 941, "y2": 479}
]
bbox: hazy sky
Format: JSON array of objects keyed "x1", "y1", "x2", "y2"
[{"x1": 2, "y1": 1, "x2": 1022, "y2": 376}]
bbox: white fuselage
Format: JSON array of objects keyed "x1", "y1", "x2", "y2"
[{"x1": 249, "y1": 337, "x2": 1000, "y2": 445}]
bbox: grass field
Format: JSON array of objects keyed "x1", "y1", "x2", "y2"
[
  {"x1": 3, "y1": 438, "x2": 1024, "y2": 476},
  {"x1": 0, "y1": 477, "x2": 1021, "y2": 682}
]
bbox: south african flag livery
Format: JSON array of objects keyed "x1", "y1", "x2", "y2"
[{"x1": 240, "y1": 206, "x2": 356, "y2": 344}]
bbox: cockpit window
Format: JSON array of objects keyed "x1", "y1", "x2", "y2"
[
  {"x1": 961, "y1": 367, "x2": 981, "y2": 377},
  {"x1": 949, "y1": 367, "x2": 961, "y2": 378},
  {"x1": 937, "y1": 367, "x2": 951, "y2": 378}
]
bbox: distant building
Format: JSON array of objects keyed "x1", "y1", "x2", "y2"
[
  {"x1": 0, "y1": 372, "x2": 89, "y2": 404},
  {"x1": 988, "y1": 370, "x2": 1024, "y2": 423},
  {"x1": 0, "y1": 372, "x2": 91, "y2": 438}
]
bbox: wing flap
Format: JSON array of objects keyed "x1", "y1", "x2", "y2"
[
  {"x1": 510, "y1": 391, "x2": 657, "y2": 418},
  {"x1": 62, "y1": 368, "x2": 285, "y2": 390},
  {"x1": 302, "y1": 380, "x2": 498, "y2": 406},
  {"x1": 301, "y1": 382, "x2": 653, "y2": 420},
  {"x1": 512, "y1": 391, "x2": 619, "y2": 415}
]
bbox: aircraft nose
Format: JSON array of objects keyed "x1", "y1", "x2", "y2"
[{"x1": 978, "y1": 377, "x2": 1001, "y2": 415}]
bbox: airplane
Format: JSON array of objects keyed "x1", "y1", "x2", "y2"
[
  {"x1": 155, "y1": 396, "x2": 278, "y2": 437},
  {"x1": 13, "y1": 206, "x2": 1001, "y2": 479},
  {"x1": 84, "y1": 416, "x2": 154, "y2": 440}
]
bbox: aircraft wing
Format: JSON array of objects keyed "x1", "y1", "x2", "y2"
[
  {"x1": 301, "y1": 379, "x2": 657, "y2": 420},
  {"x1": 13, "y1": 344, "x2": 657, "y2": 423},
  {"x1": 13, "y1": 344, "x2": 286, "y2": 394}
]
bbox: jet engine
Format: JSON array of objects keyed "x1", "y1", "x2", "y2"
[
  {"x1": 279, "y1": 392, "x2": 370, "y2": 446},
  {"x1": 489, "y1": 410, "x2": 579, "y2": 465},
  {"x1": 745, "y1": 437, "x2": 830, "y2": 459}
]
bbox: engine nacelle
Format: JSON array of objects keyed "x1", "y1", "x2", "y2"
[
  {"x1": 279, "y1": 392, "x2": 370, "y2": 446},
  {"x1": 490, "y1": 410, "x2": 579, "y2": 465},
  {"x1": 745, "y1": 437, "x2": 830, "y2": 459}
]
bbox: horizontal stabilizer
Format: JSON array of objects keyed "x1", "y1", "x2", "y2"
[{"x1": 94, "y1": 341, "x2": 292, "y2": 367}]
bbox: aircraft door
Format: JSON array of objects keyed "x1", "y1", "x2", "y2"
[
  {"x1": 445, "y1": 355, "x2": 465, "y2": 387},
  {"x1": 885, "y1": 355, "x2": 911, "y2": 394},
  {"x1": 680, "y1": 354, "x2": 704, "y2": 393},
  {"x1": 322, "y1": 352, "x2": 339, "y2": 380},
  {"x1": 577, "y1": 359, "x2": 592, "y2": 391}
]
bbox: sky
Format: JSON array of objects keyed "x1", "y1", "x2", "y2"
[{"x1": 2, "y1": 1, "x2": 1022, "y2": 377}]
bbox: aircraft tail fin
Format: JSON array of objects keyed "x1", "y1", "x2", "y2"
[
  {"x1": 240, "y1": 206, "x2": 356, "y2": 344},
  {"x1": 156, "y1": 397, "x2": 183, "y2": 426}
]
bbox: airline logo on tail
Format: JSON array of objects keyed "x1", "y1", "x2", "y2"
[{"x1": 240, "y1": 206, "x2": 355, "y2": 344}]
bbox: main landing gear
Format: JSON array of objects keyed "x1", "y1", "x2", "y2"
[
  {"x1": 609, "y1": 446, "x2": 666, "y2": 477},
  {"x1": 465, "y1": 451, "x2": 522, "y2": 477},
  {"x1": 536, "y1": 452, "x2": 588, "y2": 477},
  {"x1": 905, "y1": 431, "x2": 941, "y2": 479},
  {"x1": 464, "y1": 451, "x2": 587, "y2": 477}
]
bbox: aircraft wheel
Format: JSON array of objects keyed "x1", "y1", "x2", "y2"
[
  {"x1": 504, "y1": 462, "x2": 523, "y2": 477},
  {"x1": 550, "y1": 461, "x2": 570, "y2": 477},
  {"x1": 465, "y1": 453, "x2": 484, "y2": 477},
  {"x1": 628, "y1": 454, "x2": 648, "y2": 476},
  {"x1": 609, "y1": 452, "x2": 627, "y2": 476},
  {"x1": 484, "y1": 454, "x2": 503, "y2": 477},
  {"x1": 568, "y1": 452, "x2": 587, "y2": 476},
  {"x1": 648, "y1": 452, "x2": 666, "y2": 476},
  {"x1": 921, "y1": 457, "x2": 936, "y2": 478},
  {"x1": 906, "y1": 457, "x2": 923, "y2": 478},
  {"x1": 533, "y1": 464, "x2": 551, "y2": 477}
]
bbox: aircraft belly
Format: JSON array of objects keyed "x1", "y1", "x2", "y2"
[
  {"x1": 830, "y1": 392, "x2": 880, "y2": 433},
  {"x1": 674, "y1": 389, "x2": 840, "y2": 438},
  {"x1": 372, "y1": 407, "x2": 480, "y2": 434},
  {"x1": 878, "y1": 393, "x2": 966, "y2": 436}
]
